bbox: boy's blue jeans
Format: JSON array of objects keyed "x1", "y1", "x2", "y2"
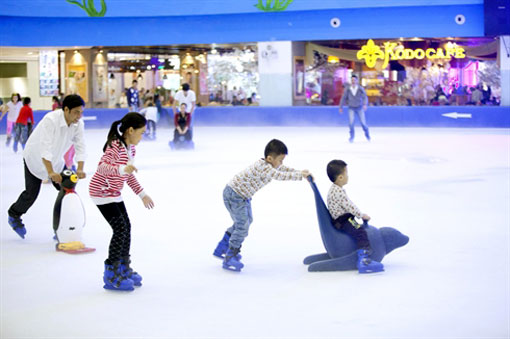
[{"x1": 223, "y1": 185, "x2": 253, "y2": 249}]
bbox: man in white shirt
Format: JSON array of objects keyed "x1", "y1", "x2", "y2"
[
  {"x1": 173, "y1": 83, "x2": 196, "y2": 115},
  {"x1": 8, "y1": 94, "x2": 87, "y2": 239}
]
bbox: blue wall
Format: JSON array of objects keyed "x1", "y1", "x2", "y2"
[
  {"x1": 2, "y1": 106, "x2": 508, "y2": 135},
  {"x1": 0, "y1": 0, "x2": 482, "y2": 18},
  {"x1": 1, "y1": 4, "x2": 483, "y2": 46}
]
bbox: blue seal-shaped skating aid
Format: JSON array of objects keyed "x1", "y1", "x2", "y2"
[{"x1": 304, "y1": 177, "x2": 409, "y2": 272}]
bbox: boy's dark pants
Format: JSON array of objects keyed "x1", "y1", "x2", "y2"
[{"x1": 333, "y1": 213, "x2": 371, "y2": 251}]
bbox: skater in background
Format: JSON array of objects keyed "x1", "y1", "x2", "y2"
[
  {"x1": 140, "y1": 101, "x2": 158, "y2": 140},
  {"x1": 339, "y1": 75, "x2": 370, "y2": 143},
  {"x1": 172, "y1": 103, "x2": 192, "y2": 146},
  {"x1": 89, "y1": 112, "x2": 154, "y2": 291},
  {"x1": 51, "y1": 96, "x2": 61, "y2": 111},
  {"x1": 1, "y1": 93, "x2": 23, "y2": 148},
  {"x1": 126, "y1": 80, "x2": 140, "y2": 112},
  {"x1": 213, "y1": 139, "x2": 312, "y2": 272},
  {"x1": 63, "y1": 145, "x2": 76, "y2": 171},
  {"x1": 326, "y1": 160, "x2": 383, "y2": 273},
  {"x1": 13, "y1": 97, "x2": 34, "y2": 153},
  {"x1": 7, "y1": 95, "x2": 87, "y2": 239},
  {"x1": 173, "y1": 83, "x2": 196, "y2": 116}
]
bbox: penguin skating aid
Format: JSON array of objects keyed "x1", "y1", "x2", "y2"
[{"x1": 53, "y1": 169, "x2": 95, "y2": 254}]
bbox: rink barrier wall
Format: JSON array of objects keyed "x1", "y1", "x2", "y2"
[{"x1": 1, "y1": 106, "x2": 508, "y2": 134}]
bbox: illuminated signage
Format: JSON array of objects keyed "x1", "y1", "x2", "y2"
[{"x1": 357, "y1": 39, "x2": 466, "y2": 69}]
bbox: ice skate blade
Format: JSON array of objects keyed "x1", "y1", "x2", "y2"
[
  {"x1": 214, "y1": 253, "x2": 242, "y2": 260},
  {"x1": 13, "y1": 228, "x2": 26, "y2": 239},
  {"x1": 103, "y1": 284, "x2": 134, "y2": 291},
  {"x1": 8, "y1": 222, "x2": 26, "y2": 239},
  {"x1": 358, "y1": 268, "x2": 385, "y2": 274},
  {"x1": 222, "y1": 263, "x2": 243, "y2": 272},
  {"x1": 213, "y1": 252, "x2": 225, "y2": 259}
]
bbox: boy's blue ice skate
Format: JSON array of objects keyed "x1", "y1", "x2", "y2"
[
  {"x1": 120, "y1": 256, "x2": 142, "y2": 286},
  {"x1": 213, "y1": 232, "x2": 242, "y2": 260},
  {"x1": 103, "y1": 262, "x2": 135, "y2": 291},
  {"x1": 357, "y1": 249, "x2": 384, "y2": 274},
  {"x1": 8, "y1": 216, "x2": 26, "y2": 239},
  {"x1": 223, "y1": 247, "x2": 244, "y2": 272}
]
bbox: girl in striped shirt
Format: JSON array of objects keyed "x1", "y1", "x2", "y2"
[{"x1": 89, "y1": 112, "x2": 154, "y2": 291}]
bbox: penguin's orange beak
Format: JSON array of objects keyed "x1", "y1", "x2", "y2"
[{"x1": 70, "y1": 174, "x2": 78, "y2": 183}]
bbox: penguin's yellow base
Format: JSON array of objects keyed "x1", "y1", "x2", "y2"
[
  {"x1": 57, "y1": 241, "x2": 85, "y2": 250},
  {"x1": 56, "y1": 241, "x2": 96, "y2": 254}
]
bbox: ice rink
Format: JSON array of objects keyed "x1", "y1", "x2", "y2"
[{"x1": 1, "y1": 126, "x2": 509, "y2": 338}]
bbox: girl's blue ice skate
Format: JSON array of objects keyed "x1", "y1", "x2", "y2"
[
  {"x1": 103, "y1": 262, "x2": 135, "y2": 291},
  {"x1": 120, "y1": 256, "x2": 142, "y2": 286}
]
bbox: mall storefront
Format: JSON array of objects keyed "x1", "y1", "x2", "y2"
[{"x1": 302, "y1": 37, "x2": 501, "y2": 107}]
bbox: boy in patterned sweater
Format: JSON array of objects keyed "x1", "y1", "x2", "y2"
[
  {"x1": 213, "y1": 139, "x2": 311, "y2": 272},
  {"x1": 326, "y1": 159, "x2": 384, "y2": 273}
]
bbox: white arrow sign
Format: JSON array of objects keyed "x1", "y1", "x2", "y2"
[{"x1": 442, "y1": 112, "x2": 472, "y2": 119}]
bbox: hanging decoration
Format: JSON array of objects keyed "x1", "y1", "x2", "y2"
[
  {"x1": 67, "y1": 0, "x2": 107, "y2": 17},
  {"x1": 255, "y1": 0, "x2": 293, "y2": 12}
]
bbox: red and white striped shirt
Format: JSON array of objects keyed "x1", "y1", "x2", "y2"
[{"x1": 89, "y1": 139, "x2": 145, "y2": 205}]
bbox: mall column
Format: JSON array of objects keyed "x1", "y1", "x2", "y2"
[
  {"x1": 258, "y1": 41, "x2": 293, "y2": 107},
  {"x1": 500, "y1": 36, "x2": 510, "y2": 106}
]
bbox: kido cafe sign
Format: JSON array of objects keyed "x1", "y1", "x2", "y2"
[{"x1": 357, "y1": 39, "x2": 466, "y2": 68}]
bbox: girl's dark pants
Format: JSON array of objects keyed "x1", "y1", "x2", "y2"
[{"x1": 97, "y1": 202, "x2": 131, "y2": 264}]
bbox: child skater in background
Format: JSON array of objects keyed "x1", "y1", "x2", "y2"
[
  {"x1": 213, "y1": 139, "x2": 312, "y2": 272},
  {"x1": 0, "y1": 93, "x2": 23, "y2": 148},
  {"x1": 139, "y1": 101, "x2": 158, "y2": 140},
  {"x1": 13, "y1": 97, "x2": 34, "y2": 153},
  {"x1": 326, "y1": 160, "x2": 383, "y2": 273},
  {"x1": 89, "y1": 112, "x2": 155, "y2": 291}
]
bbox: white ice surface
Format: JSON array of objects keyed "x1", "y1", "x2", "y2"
[{"x1": 1, "y1": 126, "x2": 509, "y2": 339}]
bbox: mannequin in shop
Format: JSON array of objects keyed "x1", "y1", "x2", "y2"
[
  {"x1": 108, "y1": 74, "x2": 118, "y2": 108},
  {"x1": 119, "y1": 91, "x2": 128, "y2": 108}
]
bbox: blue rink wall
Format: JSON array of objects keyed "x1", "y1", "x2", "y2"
[{"x1": 1, "y1": 106, "x2": 509, "y2": 134}]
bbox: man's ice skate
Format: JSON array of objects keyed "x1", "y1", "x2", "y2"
[{"x1": 8, "y1": 216, "x2": 26, "y2": 239}]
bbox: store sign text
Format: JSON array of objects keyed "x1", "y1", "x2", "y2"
[{"x1": 357, "y1": 39, "x2": 466, "y2": 69}]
